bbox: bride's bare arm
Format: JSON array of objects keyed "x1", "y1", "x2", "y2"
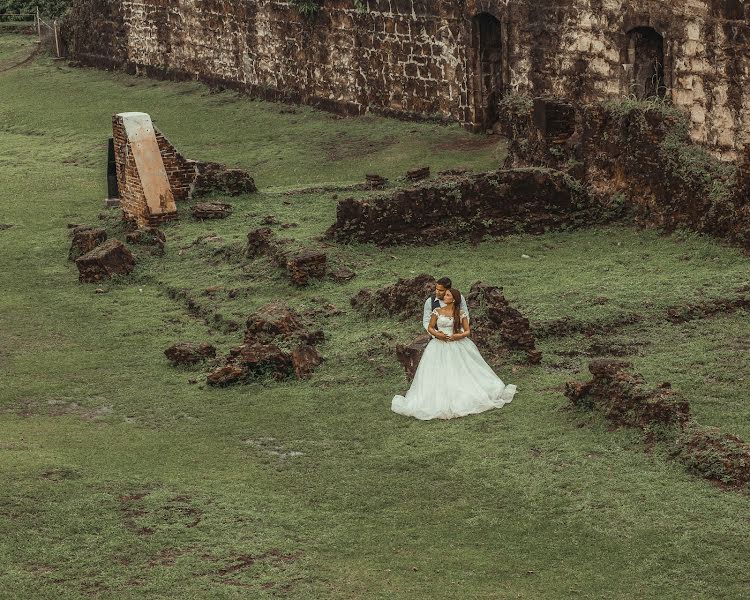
[{"x1": 450, "y1": 316, "x2": 471, "y2": 340}]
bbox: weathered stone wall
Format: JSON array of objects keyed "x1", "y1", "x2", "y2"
[
  {"x1": 326, "y1": 168, "x2": 616, "y2": 246},
  {"x1": 65, "y1": 0, "x2": 750, "y2": 155},
  {"x1": 154, "y1": 130, "x2": 196, "y2": 202},
  {"x1": 499, "y1": 97, "x2": 750, "y2": 251}
]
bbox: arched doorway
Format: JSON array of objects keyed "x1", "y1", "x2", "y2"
[
  {"x1": 627, "y1": 27, "x2": 666, "y2": 99},
  {"x1": 472, "y1": 13, "x2": 503, "y2": 128}
]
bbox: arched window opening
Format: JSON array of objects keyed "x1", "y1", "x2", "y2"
[
  {"x1": 473, "y1": 13, "x2": 503, "y2": 128},
  {"x1": 627, "y1": 27, "x2": 666, "y2": 100}
]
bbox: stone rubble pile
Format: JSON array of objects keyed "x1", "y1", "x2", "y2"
[{"x1": 207, "y1": 303, "x2": 324, "y2": 386}]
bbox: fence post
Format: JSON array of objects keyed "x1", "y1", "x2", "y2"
[
  {"x1": 36, "y1": 6, "x2": 41, "y2": 40},
  {"x1": 54, "y1": 19, "x2": 60, "y2": 57}
]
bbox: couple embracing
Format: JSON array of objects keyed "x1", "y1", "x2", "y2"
[{"x1": 391, "y1": 277, "x2": 517, "y2": 421}]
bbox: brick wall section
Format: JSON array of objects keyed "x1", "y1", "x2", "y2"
[
  {"x1": 66, "y1": 0, "x2": 750, "y2": 157},
  {"x1": 112, "y1": 115, "x2": 146, "y2": 226},
  {"x1": 155, "y1": 131, "x2": 198, "y2": 202},
  {"x1": 112, "y1": 114, "x2": 179, "y2": 227}
]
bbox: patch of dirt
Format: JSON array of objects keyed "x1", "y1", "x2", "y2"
[
  {"x1": 147, "y1": 547, "x2": 186, "y2": 567},
  {"x1": 433, "y1": 135, "x2": 499, "y2": 151},
  {"x1": 215, "y1": 549, "x2": 300, "y2": 588},
  {"x1": 165, "y1": 286, "x2": 242, "y2": 334},
  {"x1": 241, "y1": 437, "x2": 305, "y2": 459},
  {"x1": 321, "y1": 133, "x2": 396, "y2": 161},
  {"x1": 665, "y1": 294, "x2": 750, "y2": 324},
  {"x1": 534, "y1": 312, "x2": 645, "y2": 339},
  {"x1": 40, "y1": 466, "x2": 81, "y2": 481},
  {"x1": 118, "y1": 491, "x2": 204, "y2": 535}
]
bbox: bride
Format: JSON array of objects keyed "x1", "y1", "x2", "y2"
[{"x1": 392, "y1": 288, "x2": 517, "y2": 420}]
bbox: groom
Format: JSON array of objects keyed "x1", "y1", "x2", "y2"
[{"x1": 422, "y1": 277, "x2": 470, "y2": 340}]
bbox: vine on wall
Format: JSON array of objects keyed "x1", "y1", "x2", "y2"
[{"x1": 289, "y1": 0, "x2": 367, "y2": 17}]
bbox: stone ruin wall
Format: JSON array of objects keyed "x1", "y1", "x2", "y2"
[{"x1": 65, "y1": 1, "x2": 750, "y2": 157}]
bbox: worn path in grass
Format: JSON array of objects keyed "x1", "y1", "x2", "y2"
[{"x1": 1, "y1": 42, "x2": 749, "y2": 599}]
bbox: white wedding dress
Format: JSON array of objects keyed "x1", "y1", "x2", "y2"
[{"x1": 392, "y1": 310, "x2": 517, "y2": 420}]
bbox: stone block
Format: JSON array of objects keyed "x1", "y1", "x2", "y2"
[{"x1": 75, "y1": 239, "x2": 135, "y2": 283}]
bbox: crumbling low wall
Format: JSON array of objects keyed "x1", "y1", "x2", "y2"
[
  {"x1": 327, "y1": 168, "x2": 612, "y2": 246},
  {"x1": 566, "y1": 360, "x2": 750, "y2": 489},
  {"x1": 113, "y1": 112, "x2": 256, "y2": 227}
]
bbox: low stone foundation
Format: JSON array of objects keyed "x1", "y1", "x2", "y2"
[
  {"x1": 327, "y1": 168, "x2": 608, "y2": 246},
  {"x1": 566, "y1": 360, "x2": 750, "y2": 488}
]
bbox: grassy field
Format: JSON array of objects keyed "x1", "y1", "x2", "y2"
[
  {"x1": 1, "y1": 34, "x2": 749, "y2": 599},
  {"x1": 0, "y1": 29, "x2": 35, "y2": 67}
]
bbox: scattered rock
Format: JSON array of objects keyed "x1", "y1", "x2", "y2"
[
  {"x1": 328, "y1": 266, "x2": 357, "y2": 283},
  {"x1": 230, "y1": 343, "x2": 293, "y2": 379},
  {"x1": 68, "y1": 225, "x2": 107, "y2": 261},
  {"x1": 75, "y1": 239, "x2": 135, "y2": 283},
  {"x1": 287, "y1": 249, "x2": 327, "y2": 286},
  {"x1": 665, "y1": 294, "x2": 750, "y2": 324},
  {"x1": 291, "y1": 344, "x2": 323, "y2": 379},
  {"x1": 244, "y1": 303, "x2": 304, "y2": 344},
  {"x1": 351, "y1": 274, "x2": 436, "y2": 320},
  {"x1": 672, "y1": 424, "x2": 750, "y2": 488},
  {"x1": 565, "y1": 360, "x2": 690, "y2": 429},
  {"x1": 164, "y1": 342, "x2": 217, "y2": 366},
  {"x1": 245, "y1": 227, "x2": 276, "y2": 258},
  {"x1": 208, "y1": 303, "x2": 325, "y2": 385},
  {"x1": 193, "y1": 162, "x2": 257, "y2": 197},
  {"x1": 365, "y1": 173, "x2": 388, "y2": 189},
  {"x1": 395, "y1": 334, "x2": 431, "y2": 380},
  {"x1": 566, "y1": 361, "x2": 750, "y2": 488},
  {"x1": 467, "y1": 282, "x2": 542, "y2": 364},
  {"x1": 125, "y1": 227, "x2": 166, "y2": 255},
  {"x1": 206, "y1": 364, "x2": 245, "y2": 386},
  {"x1": 94, "y1": 288, "x2": 107, "y2": 294},
  {"x1": 245, "y1": 227, "x2": 328, "y2": 286},
  {"x1": 311, "y1": 303, "x2": 344, "y2": 317},
  {"x1": 406, "y1": 166, "x2": 430, "y2": 181},
  {"x1": 191, "y1": 202, "x2": 233, "y2": 220}
]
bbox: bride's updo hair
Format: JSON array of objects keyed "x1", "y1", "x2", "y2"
[{"x1": 447, "y1": 288, "x2": 463, "y2": 334}]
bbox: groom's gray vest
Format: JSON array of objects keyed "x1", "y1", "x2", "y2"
[{"x1": 430, "y1": 294, "x2": 441, "y2": 311}]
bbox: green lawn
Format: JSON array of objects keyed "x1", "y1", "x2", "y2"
[
  {"x1": 1, "y1": 42, "x2": 749, "y2": 600},
  {"x1": 0, "y1": 30, "x2": 35, "y2": 65}
]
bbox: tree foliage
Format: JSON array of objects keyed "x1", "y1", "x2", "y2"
[{"x1": 0, "y1": 0, "x2": 70, "y2": 18}]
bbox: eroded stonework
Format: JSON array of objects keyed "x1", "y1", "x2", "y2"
[{"x1": 65, "y1": 1, "x2": 750, "y2": 156}]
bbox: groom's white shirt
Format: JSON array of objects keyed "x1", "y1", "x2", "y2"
[{"x1": 423, "y1": 296, "x2": 470, "y2": 334}]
